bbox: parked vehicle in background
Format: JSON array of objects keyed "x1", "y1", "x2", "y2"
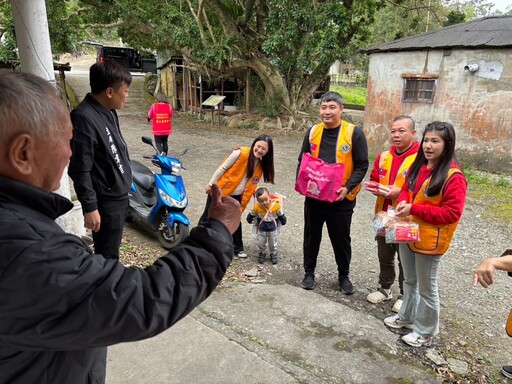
[{"x1": 82, "y1": 42, "x2": 157, "y2": 73}]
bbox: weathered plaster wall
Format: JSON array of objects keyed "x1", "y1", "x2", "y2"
[{"x1": 364, "y1": 49, "x2": 512, "y2": 173}]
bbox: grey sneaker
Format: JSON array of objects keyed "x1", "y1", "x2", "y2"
[
  {"x1": 270, "y1": 253, "x2": 278, "y2": 264},
  {"x1": 383, "y1": 314, "x2": 414, "y2": 330},
  {"x1": 301, "y1": 273, "x2": 314, "y2": 290},
  {"x1": 402, "y1": 331, "x2": 433, "y2": 347}
]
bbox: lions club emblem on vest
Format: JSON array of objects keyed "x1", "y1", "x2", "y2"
[{"x1": 340, "y1": 144, "x2": 351, "y2": 154}]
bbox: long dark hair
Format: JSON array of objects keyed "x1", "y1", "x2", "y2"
[
  {"x1": 246, "y1": 134, "x2": 275, "y2": 183},
  {"x1": 406, "y1": 121, "x2": 460, "y2": 196}
]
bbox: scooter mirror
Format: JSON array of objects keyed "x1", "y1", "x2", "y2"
[
  {"x1": 142, "y1": 136, "x2": 153, "y2": 146},
  {"x1": 180, "y1": 148, "x2": 189, "y2": 157}
]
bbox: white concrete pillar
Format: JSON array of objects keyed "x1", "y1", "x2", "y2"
[
  {"x1": 11, "y1": 0, "x2": 85, "y2": 237},
  {"x1": 11, "y1": 0, "x2": 55, "y2": 84}
]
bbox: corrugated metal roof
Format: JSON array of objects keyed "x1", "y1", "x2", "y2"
[{"x1": 362, "y1": 15, "x2": 512, "y2": 53}]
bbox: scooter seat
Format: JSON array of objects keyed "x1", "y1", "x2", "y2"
[{"x1": 131, "y1": 160, "x2": 155, "y2": 191}]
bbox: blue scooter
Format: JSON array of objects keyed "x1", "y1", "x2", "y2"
[{"x1": 127, "y1": 136, "x2": 189, "y2": 249}]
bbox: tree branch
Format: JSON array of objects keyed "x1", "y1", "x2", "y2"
[
  {"x1": 80, "y1": 21, "x2": 123, "y2": 30},
  {"x1": 185, "y1": 0, "x2": 206, "y2": 42},
  {"x1": 201, "y1": 2, "x2": 217, "y2": 43}
]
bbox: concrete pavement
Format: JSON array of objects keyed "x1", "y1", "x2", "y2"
[{"x1": 106, "y1": 284, "x2": 437, "y2": 383}]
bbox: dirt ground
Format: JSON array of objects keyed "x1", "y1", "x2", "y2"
[
  {"x1": 116, "y1": 111, "x2": 511, "y2": 383},
  {"x1": 65, "y1": 59, "x2": 512, "y2": 382}
]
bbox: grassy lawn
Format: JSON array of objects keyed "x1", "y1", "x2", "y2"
[
  {"x1": 465, "y1": 170, "x2": 512, "y2": 224},
  {"x1": 330, "y1": 84, "x2": 367, "y2": 106}
]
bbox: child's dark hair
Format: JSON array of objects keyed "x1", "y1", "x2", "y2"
[
  {"x1": 255, "y1": 187, "x2": 269, "y2": 199},
  {"x1": 406, "y1": 121, "x2": 460, "y2": 196},
  {"x1": 247, "y1": 134, "x2": 275, "y2": 183}
]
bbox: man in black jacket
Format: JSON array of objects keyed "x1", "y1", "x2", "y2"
[
  {"x1": 68, "y1": 59, "x2": 133, "y2": 259},
  {"x1": 0, "y1": 70, "x2": 239, "y2": 383}
]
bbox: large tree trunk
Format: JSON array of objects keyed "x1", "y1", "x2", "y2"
[{"x1": 230, "y1": 54, "x2": 292, "y2": 111}]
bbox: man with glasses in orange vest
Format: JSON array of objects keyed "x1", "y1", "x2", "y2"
[{"x1": 366, "y1": 115, "x2": 419, "y2": 312}]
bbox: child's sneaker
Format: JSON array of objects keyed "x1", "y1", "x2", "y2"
[
  {"x1": 258, "y1": 253, "x2": 266, "y2": 263},
  {"x1": 270, "y1": 253, "x2": 278, "y2": 264},
  {"x1": 383, "y1": 314, "x2": 414, "y2": 330},
  {"x1": 402, "y1": 331, "x2": 433, "y2": 347}
]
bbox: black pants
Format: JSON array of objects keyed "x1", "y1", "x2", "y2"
[
  {"x1": 376, "y1": 235, "x2": 404, "y2": 294},
  {"x1": 92, "y1": 198, "x2": 129, "y2": 260},
  {"x1": 199, "y1": 193, "x2": 243, "y2": 253},
  {"x1": 303, "y1": 197, "x2": 355, "y2": 278},
  {"x1": 154, "y1": 135, "x2": 169, "y2": 155}
]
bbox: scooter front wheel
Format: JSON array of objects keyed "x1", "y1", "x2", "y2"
[{"x1": 157, "y1": 221, "x2": 190, "y2": 250}]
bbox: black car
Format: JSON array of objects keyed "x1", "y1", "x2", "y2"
[{"x1": 83, "y1": 42, "x2": 157, "y2": 73}]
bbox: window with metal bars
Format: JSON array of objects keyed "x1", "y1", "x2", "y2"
[{"x1": 402, "y1": 78, "x2": 437, "y2": 103}]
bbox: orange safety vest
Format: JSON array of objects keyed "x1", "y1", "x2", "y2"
[
  {"x1": 309, "y1": 121, "x2": 361, "y2": 201},
  {"x1": 408, "y1": 168, "x2": 462, "y2": 255},
  {"x1": 216, "y1": 147, "x2": 263, "y2": 211},
  {"x1": 374, "y1": 150, "x2": 417, "y2": 213},
  {"x1": 151, "y1": 103, "x2": 172, "y2": 136}
]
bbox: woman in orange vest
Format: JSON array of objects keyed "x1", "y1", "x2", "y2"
[
  {"x1": 198, "y1": 134, "x2": 275, "y2": 258},
  {"x1": 383, "y1": 121, "x2": 467, "y2": 348},
  {"x1": 147, "y1": 92, "x2": 173, "y2": 155}
]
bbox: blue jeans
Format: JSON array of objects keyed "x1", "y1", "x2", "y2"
[{"x1": 398, "y1": 243, "x2": 442, "y2": 337}]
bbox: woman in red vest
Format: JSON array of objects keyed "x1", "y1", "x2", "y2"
[
  {"x1": 383, "y1": 121, "x2": 467, "y2": 347},
  {"x1": 147, "y1": 92, "x2": 173, "y2": 155},
  {"x1": 198, "y1": 134, "x2": 275, "y2": 259}
]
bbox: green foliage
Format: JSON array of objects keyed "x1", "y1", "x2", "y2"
[
  {"x1": 330, "y1": 85, "x2": 367, "y2": 106},
  {"x1": 69, "y1": 0, "x2": 382, "y2": 112},
  {"x1": 263, "y1": 0, "x2": 381, "y2": 91},
  {"x1": 46, "y1": 0, "x2": 88, "y2": 54},
  {"x1": 0, "y1": 2, "x2": 17, "y2": 63},
  {"x1": 444, "y1": 10, "x2": 466, "y2": 26},
  {"x1": 256, "y1": 90, "x2": 283, "y2": 118},
  {"x1": 1, "y1": 0, "x2": 503, "y2": 113}
]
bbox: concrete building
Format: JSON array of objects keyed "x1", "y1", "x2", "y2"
[{"x1": 362, "y1": 16, "x2": 512, "y2": 173}]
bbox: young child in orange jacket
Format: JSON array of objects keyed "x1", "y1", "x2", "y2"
[{"x1": 246, "y1": 187, "x2": 287, "y2": 264}]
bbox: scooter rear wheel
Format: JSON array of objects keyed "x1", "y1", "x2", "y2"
[{"x1": 157, "y1": 221, "x2": 189, "y2": 250}]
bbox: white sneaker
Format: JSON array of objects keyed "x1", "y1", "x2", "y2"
[
  {"x1": 237, "y1": 251, "x2": 248, "y2": 258},
  {"x1": 392, "y1": 298, "x2": 403, "y2": 313},
  {"x1": 402, "y1": 331, "x2": 433, "y2": 347},
  {"x1": 383, "y1": 314, "x2": 414, "y2": 330},
  {"x1": 367, "y1": 288, "x2": 392, "y2": 304}
]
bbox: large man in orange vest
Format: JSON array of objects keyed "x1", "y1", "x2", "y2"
[
  {"x1": 366, "y1": 115, "x2": 418, "y2": 312},
  {"x1": 297, "y1": 92, "x2": 368, "y2": 293}
]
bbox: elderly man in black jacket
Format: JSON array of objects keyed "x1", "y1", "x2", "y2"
[{"x1": 0, "y1": 70, "x2": 239, "y2": 383}]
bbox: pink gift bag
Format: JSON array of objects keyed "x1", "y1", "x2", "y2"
[{"x1": 295, "y1": 153, "x2": 345, "y2": 202}]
